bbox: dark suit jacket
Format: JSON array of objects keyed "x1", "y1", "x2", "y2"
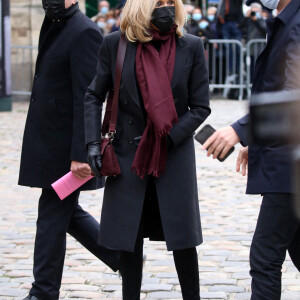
[
  {"x1": 18, "y1": 4, "x2": 103, "y2": 190},
  {"x1": 232, "y1": 0, "x2": 300, "y2": 194},
  {"x1": 85, "y1": 31, "x2": 211, "y2": 252}
]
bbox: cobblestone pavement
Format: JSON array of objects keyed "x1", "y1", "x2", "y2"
[{"x1": 0, "y1": 100, "x2": 299, "y2": 300}]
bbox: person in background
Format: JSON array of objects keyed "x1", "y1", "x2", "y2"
[
  {"x1": 110, "y1": 12, "x2": 121, "y2": 33},
  {"x1": 245, "y1": 2, "x2": 266, "y2": 81},
  {"x1": 187, "y1": 7, "x2": 203, "y2": 36},
  {"x1": 262, "y1": 8, "x2": 271, "y2": 19},
  {"x1": 198, "y1": 17, "x2": 215, "y2": 40},
  {"x1": 84, "y1": 0, "x2": 211, "y2": 298},
  {"x1": 105, "y1": 10, "x2": 117, "y2": 32},
  {"x1": 95, "y1": 13, "x2": 107, "y2": 34},
  {"x1": 19, "y1": 1, "x2": 120, "y2": 299},
  {"x1": 91, "y1": 0, "x2": 110, "y2": 22},
  {"x1": 185, "y1": 3, "x2": 195, "y2": 16},
  {"x1": 204, "y1": 6, "x2": 225, "y2": 92},
  {"x1": 98, "y1": 0, "x2": 110, "y2": 15},
  {"x1": 207, "y1": 6, "x2": 219, "y2": 38},
  {"x1": 217, "y1": 0, "x2": 245, "y2": 74},
  {"x1": 203, "y1": 0, "x2": 300, "y2": 298},
  {"x1": 118, "y1": 0, "x2": 127, "y2": 8}
]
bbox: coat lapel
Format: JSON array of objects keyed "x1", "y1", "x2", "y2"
[
  {"x1": 36, "y1": 18, "x2": 63, "y2": 69},
  {"x1": 252, "y1": 18, "x2": 281, "y2": 88},
  {"x1": 122, "y1": 41, "x2": 140, "y2": 107},
  {"x1": 171, "y1": 37, "x2": 186, "y2": 89}
]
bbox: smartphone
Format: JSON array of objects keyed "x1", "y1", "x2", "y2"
[{"x1": 195, "y1": 124, "x2": 235, "y2": 162}]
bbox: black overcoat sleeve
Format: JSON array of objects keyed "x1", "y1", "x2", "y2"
[
  {"x1": 231, "y1": 114, "x2": 250, "y2": 147},
  {"x1": 85, "y1": 36, "x2": 114, "y2": 146},
  {"x1": 69, "y1": 28, "x2": 103, "y2": 162}
]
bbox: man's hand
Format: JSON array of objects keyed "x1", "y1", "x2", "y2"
[
  {"x1": 87, "y1": 142, "x2": 102, "y2": 178},
  {"x1": 236, "y1": 146, "x2": 248, "y2": 176},
  {"x1": 71, "y1": 161, "x2": 92, "y2": 179},
  {"x1": 202, "y1": 126, "x2": 240, "y2": 159}
]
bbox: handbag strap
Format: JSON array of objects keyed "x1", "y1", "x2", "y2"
[{"x1": 108, "y1": 33, "x2": 127, "y2": 134}]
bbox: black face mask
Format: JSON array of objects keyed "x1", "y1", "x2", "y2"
[
  {"x1": 42, "y1": 0, "x2": 66, "y2": 21},
  {"x1": 151, "y1": 6, "x2": 175, "y2": 33}
]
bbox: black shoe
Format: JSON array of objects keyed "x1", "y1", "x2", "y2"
[{"x1": 23, "y1": 295, "x2": 40, "y2": 300}]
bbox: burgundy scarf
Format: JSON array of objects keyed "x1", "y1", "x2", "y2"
[{"x1": 131, "y1": 26, "x2": 178, "y2": 179}]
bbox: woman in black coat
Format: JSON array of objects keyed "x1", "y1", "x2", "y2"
[{"x1": 84, "y1": 0, "x2": 211, "y2": 299}]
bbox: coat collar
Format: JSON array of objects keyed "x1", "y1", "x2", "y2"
[
  {"x1": 36, "y1": 19, "x2": 63, "y2": 69},
  {"x1": 65, "y1": 2, "x2": 79, "y2": 19},
  {"x1": 122, "y1": 35, "x2": 186, "y2": 108},
  {"x1": 35, "y1": 4, "x2": 80, "y2": 69},
  {"x1": 171, "y1": 36, "x2": 187, "y2": 89},
  {"x1": 277, "y1": 0, "x2": 300, "y2": 25},
  {"x1": 122, "y1": 41, "x2": 139, "y2": 107}
]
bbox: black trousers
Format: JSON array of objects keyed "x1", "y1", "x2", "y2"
[
  {"x1": 30, "y1": 188, "x2": 120, "y2": 300},
  {"x1": 120, "y1": 237, "x2": 200, "y2": 300},
  {"x1": 250, "y1": 193, "x2": 300, "y2": 300},
  {"x1": 120, "y1": 178, "x2": 200, "y2": 300}
]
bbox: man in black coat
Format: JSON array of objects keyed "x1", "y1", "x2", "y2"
[
  {"x1": 19, "y1": 1, "x2": 119, "y2": 299},
  {"x1": 203, "y1": 0, "x2": 300, "y2": 298}
]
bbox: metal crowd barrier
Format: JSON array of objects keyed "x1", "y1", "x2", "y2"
[
  {"x1": 205, "y1": 39, "x2": 245, "y2": 100},
  {"x1": 10, "y1": 39, "x2": 266, "y2": 100}
]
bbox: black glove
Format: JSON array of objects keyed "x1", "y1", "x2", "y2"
[{"x1": 87, "y1": 142, "x2": 102, "y2": 178}]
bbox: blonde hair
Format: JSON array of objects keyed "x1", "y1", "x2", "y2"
[{"x1": 120, "y1": 0, "x2": 186, "y2": 43}]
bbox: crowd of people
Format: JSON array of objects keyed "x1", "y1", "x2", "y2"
[
  {"x1": 92, "y1": 0, "x2": 269, "y2": 92},
  {"x1": 92, "y1": 0, "x2": 270, "y2": 44}
]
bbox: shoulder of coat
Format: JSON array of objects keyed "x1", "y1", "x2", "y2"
[
  {"x1": 103, "y1": 30, "x2": 122, "y2": 47},
  {"x1": 180, "y1": 33, "x2": 202, "y2": 48},
  {"x1": 71, "y1": 11, "x2": 99, "y2": 32}
]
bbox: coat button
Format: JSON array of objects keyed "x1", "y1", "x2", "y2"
[
  {"x1": 128, "y1": 117, "x2": 134, "y2": 124},
  {"x1": 34, "y1": 73, "x2": 39, "y2": 79},
  {"x1": 128, "y1": 138, "x2": 134, "y2": 145},
  {"x1": 31, "y1": 98, "x2": 35, "y2": 102},
  {"x1": 174, "y1": 98, "x2": 178, "y2": 103}
]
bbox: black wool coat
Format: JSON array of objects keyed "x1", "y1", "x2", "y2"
[
  {"x1": 19, "y1": 4, "x2": 103, "y2": 190},
  {"x1": 85, "y1": 31, "x2": 211, "y2": 252}
]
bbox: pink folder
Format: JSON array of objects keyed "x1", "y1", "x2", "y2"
[{"x1": 51, "y1": 171, "x2": 93, "y2": 200}]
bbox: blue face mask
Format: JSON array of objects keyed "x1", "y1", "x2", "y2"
[
  {"x1": 192, "y1": 13, "x2": 202, "y2": 21},
  {"x1": 255, "y1": 12, "x2": 261, "y2": 18},
  {"x1": 199, "y1": 21, "x2": 209, "y2": 29},
  {"x1": 97, "y1": 21, "x2": 106, "y2": 29},
  {"x1": 107, "y1": 18, "x2": 116, "y2": 25},
  {"x1": 207, "y1": 15, "x2": 215, "y2": 22},
  {"x1": 100, "y1": 7, "x2": 109, "y2": 14}
]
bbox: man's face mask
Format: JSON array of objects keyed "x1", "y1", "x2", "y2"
[
  {"x1": 151, "y1": 6, "x2": 175, "y2": 33},
  {"x1": 42, "y1": 0, "x2": 66, "y2": 21}
]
